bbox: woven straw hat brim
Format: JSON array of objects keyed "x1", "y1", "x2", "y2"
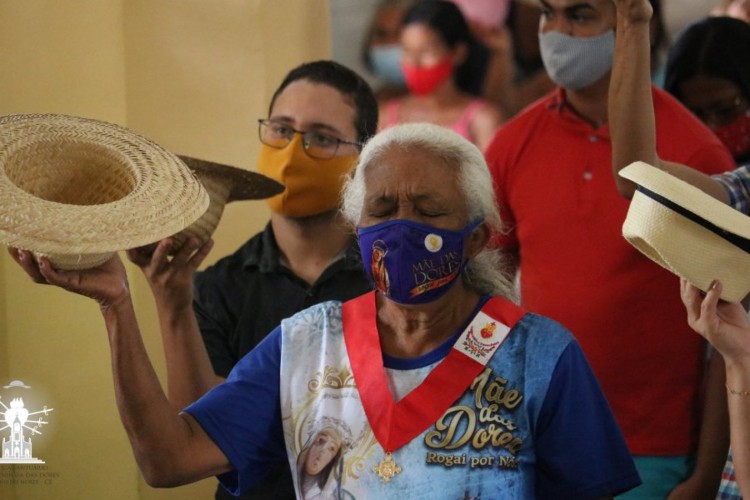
[
  {"x1": 0, "y1": 113, "x2": 210, "y2": 257},
  {"x1": 178, "y1": 155, "x2": 283, "y2": 202},
  {"x1": 620, "y1": 161, "x2": 750, "y2": 240},
  {"x1": 620, "y1": 161, "x2": 750, "y2": 302},
  {"x1": 162, "y1": 155, "x2": 283, "y2": 253}
]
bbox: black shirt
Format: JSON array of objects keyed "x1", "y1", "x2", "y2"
[{"x1": 193, "y1": 222, "x2": 371, "y2": 499}]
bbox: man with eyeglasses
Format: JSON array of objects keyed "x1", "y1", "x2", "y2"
[{"x1": 151, "y1": 60, "x2": 377, "y2": 500}]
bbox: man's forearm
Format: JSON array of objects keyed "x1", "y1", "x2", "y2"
[
  {"x1": 609, "y1": 8, "x2": 657, "y2": 199},
  {"x1": 156, "y1": 303, "x2": 224, "y2": 409},
  {"x1": 610, "y1": 3, "x2": 730, "y2": 203}
]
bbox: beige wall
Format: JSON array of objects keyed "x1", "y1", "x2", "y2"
[{"x1": 0, "y1": 1, "x2": 330, "y2": 499}]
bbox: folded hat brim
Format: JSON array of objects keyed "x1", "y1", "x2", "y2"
[
  {"x1": 620, "y1": 161, "x2": 750, "y2": 241},
  {"x1": 178, "y1": 155, "x2": 283, "y2": 202}
]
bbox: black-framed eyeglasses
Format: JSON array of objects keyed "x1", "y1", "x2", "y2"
[{"x1": 257, "y1": 119, "x2": 362, "y2": 160}]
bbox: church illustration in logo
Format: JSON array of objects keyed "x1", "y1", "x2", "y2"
[{"x1": 0, "y1": 381, "x2": 54, "y2": 464}]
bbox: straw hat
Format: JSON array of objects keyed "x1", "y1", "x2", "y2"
[
  {"x1": 620, "y1": 161, "x2": 750, "y2": 302},
  {"x1": 0, "y1": 113, "x2": 210, "y2": 269},
  {"x1": 171, "y1": 155, "x2": 283, "y2": 249}
]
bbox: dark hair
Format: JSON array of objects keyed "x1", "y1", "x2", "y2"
[
  {"x1": 664, "y1": 16, "x2": 750, "y2": 102},
  {"x1": 269, "y1": 60, "x2": 379, "y2": 144},
  {"x1": 401, "y1": 0, "x2": 489, "y2": 96}
]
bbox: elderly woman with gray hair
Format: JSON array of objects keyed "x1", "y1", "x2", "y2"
[{"x1": 10, "y1": 123, "x2": 640, "y2": 498}]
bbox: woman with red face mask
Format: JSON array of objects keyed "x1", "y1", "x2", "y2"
[
  {"x1": 664, "y1": 15, "x2": 750, "y2": 167},
  {"x1": 378, "y1": 0, "x2": 503, "y2": 152}
]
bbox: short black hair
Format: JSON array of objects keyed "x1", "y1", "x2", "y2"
[{"x1": 268, "y1": 60, "x2": 379, "y2": 144}]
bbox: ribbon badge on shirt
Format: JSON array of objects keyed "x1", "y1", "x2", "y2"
[{"x1": 458, "y1": 314, "x2": 511, "y2": 364}]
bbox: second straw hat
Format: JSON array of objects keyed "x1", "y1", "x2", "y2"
[
  {"x1": 620, "y1": 161, "x2": 750, "y2": 302},
  {"x1": 0, "y1": 113, "x2": 210, "y2": 269},
  {"x1": 171, "y1": 155, "x2": 283, "y2": 248}
]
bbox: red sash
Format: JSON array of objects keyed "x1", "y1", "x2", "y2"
[{"x1": 342, "y1": 291, "x2": 525, "y2": 453}]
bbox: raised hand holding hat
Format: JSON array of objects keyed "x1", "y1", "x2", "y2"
[{"x1": 0, "y1": 113, "x2": 210, "y2": 269}]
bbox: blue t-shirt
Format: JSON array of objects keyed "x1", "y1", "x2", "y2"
[{"x1": 187, "y1": 299, "x2": 640, "y2": 498}]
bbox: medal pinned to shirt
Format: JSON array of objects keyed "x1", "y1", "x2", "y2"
[
  {"x1": 342, "y1": 291, "x2": 525, "y2": 483},
  {"x1": 372, "y1": 452, "x2": 401, "y2": 483}
]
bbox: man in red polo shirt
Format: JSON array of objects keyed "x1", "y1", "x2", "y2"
[{"x1": 485, "y1": 0, "x2": 735, "y2": 497}]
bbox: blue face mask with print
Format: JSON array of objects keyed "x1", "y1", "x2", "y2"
[
  {"x1": 539, "y1": 29, "x2": 615, "y2": 90},
  {"x1": 357, "y1": 219, "x2": 480, "y2": 305},
  {"x1": 369, "y1": 44, "x2": 406, "y2": 86}
]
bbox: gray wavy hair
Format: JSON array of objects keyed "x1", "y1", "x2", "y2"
[{"x1": 341, "y1": 123, "x2": 517, "y2": 301}]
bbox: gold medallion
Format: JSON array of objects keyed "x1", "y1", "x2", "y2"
[{"x1": 373, "y1": 452, "x2": 402, "y2": 483}]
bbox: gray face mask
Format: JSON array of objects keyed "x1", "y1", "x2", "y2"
[{"x1": 539, "y1": 30, "x2": 615, "y2": 90}]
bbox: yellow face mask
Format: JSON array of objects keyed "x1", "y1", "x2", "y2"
[{"x1": 257, "y1": 135, "x2": 358, "y2": 218}]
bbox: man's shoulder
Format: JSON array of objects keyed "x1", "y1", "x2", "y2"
[
  {"x1": 479, "y1": 298, "x2": 576, "y2": 363},
  {"x1": 495, "y1": 93, "x2": 556, "y2": 137},
  {"x1": 485, "y1": 92, "x2": 558, "y2": 167},
  {"x1": 512, "y1": 312, "x2": 575, "y2": 349}
]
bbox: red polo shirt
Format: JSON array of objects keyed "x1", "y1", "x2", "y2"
[{"x1": 486, "y1": 86, "x2": 734, "y2": 455}]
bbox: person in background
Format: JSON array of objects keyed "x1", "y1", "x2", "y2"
[
  {"x1": 125, "y1": 60, "x2": 377, "y2": 500},
  {"x1": 610, "y1": 1, "x2": 750, "y2": 497},
  {"x1": 664, "y1": 15, "x2": 750, "y2": 167},
  {"x1": 361, "y1": 0, "x2": 416, "y2": 103},
  {"x1": 503, "y1": 0, "x2": 554, "y2": 95},
  {"x1": 485, "y1": 0, "x2": 735, "y2": 496},
  {"x1": 479, "y1": 0, "x2": 664, "y2": 116},
  {"x1": 448, "y1": 0, "x2": 512, "y2": 32},
  {"x1": 378, "y1": 0, "x2": 503, "y2": 152},
  {"x1": 476, "y1": 0, "x2": 556, "y2": 117}
]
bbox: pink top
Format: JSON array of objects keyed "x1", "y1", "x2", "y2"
[{"x1": 382, "y1": 99, "x2": 487, "y2": 142}]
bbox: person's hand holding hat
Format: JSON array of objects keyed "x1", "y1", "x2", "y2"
[
  {"x1": 126, "y1": 236, "x2": 213, "y2": 314},
  {"x1": 0, "y1": 114, "x2": 210, "y2": 270},
  {"x1": 681, "y1": 278, "x2": 750, "y2": 365},
  {"x1": 131, "y1": 155, "x2": 284, "y2": 259},
  {"x1": 7, "y1": 247, "x2": 131, "y2": 312}
]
